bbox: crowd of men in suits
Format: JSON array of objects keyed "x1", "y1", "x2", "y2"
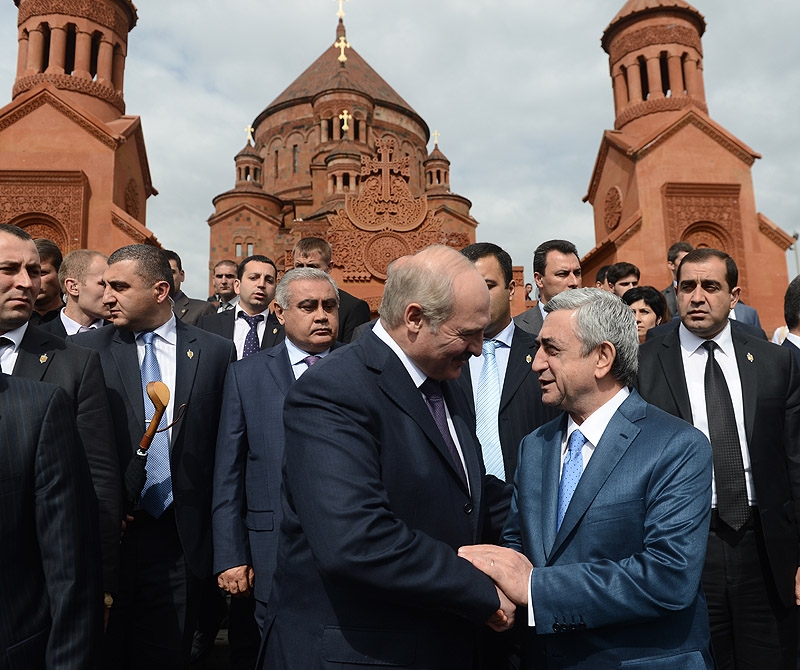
[{"x1": 2, "y1": 221, "x2": 800, "y2": 670}]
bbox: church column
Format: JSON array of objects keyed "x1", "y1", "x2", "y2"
[
  {"x1": 112, "y1": 46, "x2": 125, "y2": 91},
  {"x1": 25, "y1": 27, "x2": 45, "y2": 75},
  {"x1": 626, "y1": 59, "x2": 643, "y2": 104},
  {"x1": 45, "y1": 24, "x2": 67, "y2": 74},
  {"x1": 695, "y1": 60, "x2": 706, "y2": 102},
  {"x1": 612, "y1": 67, "x2": 628, "y2": 112},
  {"x1": 667, "y1": 53, "x2": 684, "y2": 96},
  {"x1": 16, "y1": 31, "x2": 29, "y2": 78},
  {"x1": 73, "y1": 30, "x2": 92, "y2": 79},
  {"x1": 684, "y1": 57, "x2": 700, "y2": 99},
  {"x1": 96, "y1": 38, "x2": 114, "y2": 87},
  {"x1": 321, "y1": 119, "x2": 328, "y2": 142},
  {"x1": 357, "y1": 119, "x2": 365, "y2": 142},
  {"x1": 645, "y1": 55, "x2": 664, "y2": 99}
]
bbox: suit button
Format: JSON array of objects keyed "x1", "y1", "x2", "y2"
[
  {"x1": 569, "y1": 623, "x2": 577, "y2": 631},
  {"x1": 463, "y1": 503, "x2": 473, "y2": 515},
  {"x1": 560, "y1": 623, "x2": 568, "y2": 632},
  {"x1": 552, "y1": 623, "x2": 559, "y2": 633}
]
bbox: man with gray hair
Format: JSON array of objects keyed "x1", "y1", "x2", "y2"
[
  {"x1": 261, "y1": 245, "x2": 514, "y2": 669},
  {"x1": 461, "y1": 288, "x2": 714, "y2": 668}
]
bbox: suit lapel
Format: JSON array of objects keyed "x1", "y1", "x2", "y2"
[
  {"x1": 499, "y1": 328, "x2": 536, "y2": 412},
  {"x1": 549, "y1": 396, "x2": 642, "y2": 560},
  {"x1": 110, "y1": 328, "x2": 146, "y2": 432},
  {"x1": 454, "y1": 364, "x2": 475, "y2": 415},
  {"x1": 657, "y1": 328, "x2": 693, "y2": 421},
  {"x1": 443, "y1": 380, "x2": 481, "y2": 501},
  {"x1": 260, "y1": 311, "x2": 283, "y2": 350},
  {"x1": 172, "y1": 323, "x2": 199, "y2": 445},
  {"x1": 541, "y1": 416, "x2": 567, "y2": 560},
  {"x1": 732, "y1": 330, "x2": 757, "y2": 445},
  {"x1": 13, "y1": 328, "x2": 56, "y2": 380},
  {"x1": 264, "y1": 342, "x2": 294, "y2": 396}
]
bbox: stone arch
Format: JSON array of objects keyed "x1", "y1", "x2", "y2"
[
  {"x1": 682, "y1": 220, "x2": 733, "y2": 252},
  {"x1": 10, "y1": 212, "x2": 69, "y2": 251}
]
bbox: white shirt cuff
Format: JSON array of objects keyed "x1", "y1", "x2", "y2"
[{"x1": 527, "y1": 568, "x2": 535, "y2": 627}]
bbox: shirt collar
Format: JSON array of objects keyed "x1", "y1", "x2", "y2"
[
  {"x1": 565, "y1": 386, "x2": 630, "y2": 451},
  {"x1": 679, "y1": 320, "x2": 734, "y2": 359},
  {"x1": 373, "y1": 319, "x2": 428, "y2": 389},
  {"x1": 0, "y1": 322, "x2": 28, "y2": 351},
  {"x1": 488, "y1": 320, "x2": 514, "y2": 348},
  {"x1": 786, "y1": 332, "x2": 800, "y2": 349},
  {"x1": 285, "y1": 337, "x2": 330, "y2": 366},
  {"x1": 60, "y1": 308, "x2": 103, "y2": 334},
  {"x1": 234, "y1": 303, "x2": 269, "y2": 320},
  {"x1": 135, "y1": 314, "x2": 177, "y2": 345},
  {"x1": 538, "y1": 301, "x2": 547, "y2": 322}
]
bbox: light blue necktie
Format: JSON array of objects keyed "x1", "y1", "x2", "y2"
[
  {"x1": 557, "y1": 429, "x2": 586, "y2": 532},
  {"x1": 476, "y1": 339, "x2": 505, "y2": 481},
  {"x1": 139, "y1": 331, "x2": 173, "y2": 517}
]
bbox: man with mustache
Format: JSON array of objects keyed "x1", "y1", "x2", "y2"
[
  {"x1": 198, "y1": 255, "x2": 284, "y2": 359},
  {"x1": 213, "y1": 268, "x2": 341, "y2": 656}
]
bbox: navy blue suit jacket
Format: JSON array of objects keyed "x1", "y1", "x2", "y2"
[
  {"x1": 197, "y1": 308, "x2": 284, "y2": 355},
  {"x1": 212, "y1": 340, "x2": 342, "y2": 604},
  {"x1": 783, "y1": 337, "x2": 800, "y2": 367},
  {"x1": 0, "y1": 375, "x2": 102, "y2": 670},
  {"x1": 73, "y1": 321, "x2": 236, "y2": 578},
  {"x1": 262, "y1": 329, "x2": 510, "y2": 669},
  {"x1": 503, "y1": 390, "x2": 713, "y2": 668}
]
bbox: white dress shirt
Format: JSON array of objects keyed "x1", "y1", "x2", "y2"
[
  {"x1": 134, "y1": 316, "x2": 178, "y2": 444},
  {"x1": 232, "y1": 304, "x2": 269, "y2": 360},
  {"x1": 529, "y1": 386, "x2": 631, "y2": 626},
  {"x1": 0, "y1": 322, "x2": 28, "y2": 374},
  {"x1": 678, "y1": 322, "x2": 756, "y2": 507},
  {"x1": 59, "y1": 309, "x2": 104, "y2": 336},
  {"x1": 373, "y1": 319, "x2": 470, "y2": 493},
  {"x1": 285, "y1": 337, "x2": 331, "y2": 380}
]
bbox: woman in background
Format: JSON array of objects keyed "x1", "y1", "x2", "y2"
[{"x1": 622, "y1": 286, "x2": 669, "y2": 344}]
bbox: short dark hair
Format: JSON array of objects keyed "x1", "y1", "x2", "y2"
[
  {"x1": 606, "y1": 262, "x2": 640, "y2": 286},
  {"x1": 667, "y1": 241, "x2": 694, "y2": 263},
  {"x1": 108, "y1": 245, "x2": 174, "y2": 293},
  {"x1": 533, "y1": 240, "x2": 579, "y2": 275},
  {"x1": 238, "y1": 255, "x2": 277, "y2": 280},
  {"x1": 293, "y1": 237, "x2": 332, "y2": 263},
  {"x1": 595, "y1": 265, "x2": 611, "y2": 284},
  {"x1": 163, "y1": 250, "x2": 182, "y2": 271},
  {"x1": 460, "y1": 242, "x2": 513, "y2": 287},
  {"x1": 784, "y1": 275, "x2": 800, "y2": 330},
  {"x1": 34, "y1": 238, "x2": 63, "y2": 270},
  {"x1": 621, "y1": 285, "x2": 670, "y2": 322},
  {"x1": 214, "y1": 259, "x2": 237, "y2": 271},
  {"x1": 0, "y1": 224, "x2": 32, "y2": 241},
  {"x1": 677, "y1": 248, "x2": 738, "y2": 290}
]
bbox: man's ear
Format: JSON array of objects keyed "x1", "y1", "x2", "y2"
[
  {"x1": 64, "y1": 277, "x2": 80, "y2": 298},
  {"x1": 153, "y1": 280, "x2": 172, "y2": 305},
  {"x1": 234, "y1": 279, "x2": 241, "y2": 297},
  {"x1": 274, "y1": 302, "x2": 286, "y2": 326},
  {"x1": 729, "y1": 286, "x2": 741, "y2": 310},
  {"x1": 594, "y1": 341, "x2": 617, "y2": 380},
  {"x1": 404, "y1": 303, "x2": 424, "y2": 333}
]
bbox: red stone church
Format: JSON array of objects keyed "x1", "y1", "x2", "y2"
[{"x1": 582, "y1": 0, "x2": 793, "y2": 331}]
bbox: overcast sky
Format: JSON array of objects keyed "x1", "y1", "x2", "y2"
[{"x1": 1, "y1": 0, "x2": 798, "y2": 298}]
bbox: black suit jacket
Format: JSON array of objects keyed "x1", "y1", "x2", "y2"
[
  {"x1": 337, "y1": 289, "x2": 371, "y2": 343},
  {"x1": 636, "y1": 325, "x2": 800, "y2": 607},
  {"x1": 783, "y1": 338, "x2": 800, "y2": 367},
  {"x1": 662, "y1": 283, "x2": 678, "y2": 318},
  {"x1": 197, "y1": 308, "x2": 284, "y2": 356},
  {"x1": 455, "y1": 326, "x2": 555, "y2": 480},
  {"x1": 172, "y1": 292, "x2": 216, "y2": 326},
  {"x1": 0, "y1": 375, "x2": 102, "y2": 670},
  {"x1": 72, "y1": 321, "x2": 236, "y2": 579},
  {"x1": 647, "y1": 316, "x2": 767, "y2": 342},
  {"x1": 13, "y1": 325, "x2": 121, "y2": 593},
  {"x1": 513, "y1": 304, "x2": 544, "y2": 337},
  {"x1": 262, "y1": 330, "x2": 510, "y2": 669}
]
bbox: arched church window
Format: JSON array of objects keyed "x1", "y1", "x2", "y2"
[
  {"x1": 343, "y1": 173, "x2": 350, "y2": 191},
  {"x1": 89, "y1": 32, "x2": 102, "y2": 79},
  {"x1": 293, "y1": 145, "x2": 299, "y2": 174},
  {"x1": 327, "y1": 118, "x2": 334, "y2": 142},
  {"x1": 235, "y1": 243, "x2": 242, "y2": 257},
  {"x1": 353, "y1": 119, "x2": 360, "y2": 141},
  {"x1": 638, "y1": 55, "x2": 649, "y2": 100},
  {"x1": 247, "y1": 242, "x2": 254, "y2": 256},
  {"x1": 660, "y1": 51, "x2": 670, "y2": 97},
  {"x1": 274, "y1": 150, "x2": 279, "y2": 178},
  {"x1": 65, "y1": 24, "x2": 77, "y2": 75},
  {"x1": 41, "y1": 24, "x2": 51, "y2": 72}
]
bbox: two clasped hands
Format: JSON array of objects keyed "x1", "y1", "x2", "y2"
[{"x1": 459, "y1": 545, "x2": 533, "y2": 632}]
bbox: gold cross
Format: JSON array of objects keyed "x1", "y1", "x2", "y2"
[
  {"x1": 432, "y1": 130, "x2": 440, "y2": 145},
  {"x1": 334, "y1": 35, "x2": 350, "y2": 62},
  {"x1": 339, "y1": 110, "x2": 352, "y2": 132},
  {"x1": 333, "y1": 0, "x2": 348, "y2": 19},
  {"x1": 244, "y1": 125, "x2": 255, "y2": 143}
]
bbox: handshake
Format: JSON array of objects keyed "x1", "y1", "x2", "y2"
[{"x1": 458, "y1": 545, "x2": 533, "y2": 632}]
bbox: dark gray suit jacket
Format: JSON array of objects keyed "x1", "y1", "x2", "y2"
[
  {"x1": 337, "y1": 289, "x2": 371, "y2": 343},
  {"x1": 172, "y1": 292, "x2": 216, "y2": 326},
  {"x1": 513, "y1": 304, "x2": 544, "y2": 337},
  {"x1": 13, "y1": 325, "x2": 121, "y2": 593},
  {"x1": 197, "y1": 308, "x2": 284, "y2": 356},
  {"x1": 73, "y1": 321, "x2": 236, "y2": 578},
  {"x1": 637, "y1": 325, "x2": 800, "y2": 608},
  {"x1": 0, "y1": 375, "x2": 102, "y2": 670},
  {"x1": 783, "y1": 338, "x2": 800, "y2": 367}
]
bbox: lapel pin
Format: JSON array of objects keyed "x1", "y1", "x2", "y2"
[
  {"x1": 747, "y1": 352, "x2": 754, "y2": 362},
  {"x1": 39, "y1": 354, "x2": 48, "y2": 364},
  {"x1": 273, "y1": 327, "x2": 278, "y2": 334},
  {"x1": 526, "y1": 354, "x2": 532, "y2": 364},
  {"x1": 187, "y1": 349, "x2": 194, "y2": 359}
]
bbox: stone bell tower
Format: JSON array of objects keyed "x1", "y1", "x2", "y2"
[
  {"x1": 0, "y1": 0, "x2": 159, "y2": 252},
  {"x1": 582, "y1": 0, "x2": 793, "y2": 330}
]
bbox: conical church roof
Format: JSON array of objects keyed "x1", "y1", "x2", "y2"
[
  {"x1": 604, "y1": 0, "x2": 705, "y2": 46},
  {"x1": 254, "y1": 20, "x2": 425, "y2": 133}
]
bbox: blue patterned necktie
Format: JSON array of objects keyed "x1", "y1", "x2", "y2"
[
  {"x1": 557, "y1": 429, "x2": 586, "y2": 532},
  {"x1": 476, "y1": 339, "x2": 505, "y2": 481},
  {"x1": 238, "y1": 311, "x2": 264, "y2": 358},
  {"x1": 139, "y1": 331, "x2": 172, "y2": 517}
]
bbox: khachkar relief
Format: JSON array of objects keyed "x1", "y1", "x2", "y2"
[{"x1": 327, "y1": 138, "x2": 466, "y2": 281}]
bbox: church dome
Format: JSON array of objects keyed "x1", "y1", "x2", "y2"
[{"x1": 253, "y1": 20, "x2": 427, "y2": 135}]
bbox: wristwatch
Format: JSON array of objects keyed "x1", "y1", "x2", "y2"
[{"x1": 104, "y1": 592, "x2": 114, "y2": 608}]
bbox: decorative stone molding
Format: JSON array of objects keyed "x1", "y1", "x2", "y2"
[
  {"x1": 110, "y1": 209, "x2": 153, "y2": 244},
  {"x1": 124, "y1": 178, "x2": 139, "y2": 219},
  {"x1": 758, "y1": 213, "x2": 794, "y2": 251},
  {"x1": 18, "y1": 0, "x2": 135, "y2": 35},
  {"x1": 615, "y1": 95, "x2": 706, "y2": 129},
  {"x1": 609, "y1": 25, "x2": 702, "y2": 64},
  {"x1": 613, "y1": 216, "x2": 641, "y2": 247},
  {"x1": 604, "y1": 186, "x2": 623, "y2": 231},
  {"x1": 14, "y1": 74, "x2": 125, "y2": 113},
  {"x1": 0, "y1": 170, "x2": 88, "y2": 249},
  {"x1": 0, "y1": 89, "x2": 120, "y2": 149}
]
